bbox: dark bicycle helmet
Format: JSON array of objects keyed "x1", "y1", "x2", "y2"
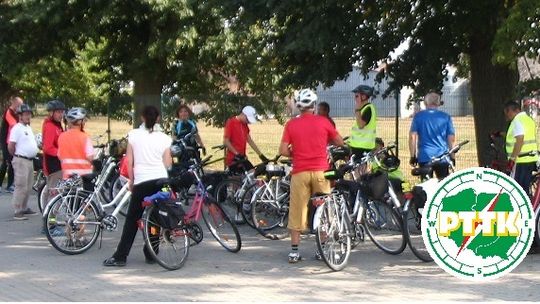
[
  {"x1": 46, "y1": 100, "x2": 66, "y2": 111},
  {"x1": 352, "y1": 85, "x2": 374, "y2": 97},
  {"x1": 16, "y1": 104, "x2": 33, "y2": 114},
  {"x1": 381, "y1": 154, "x2": 401, "y2": 172}
]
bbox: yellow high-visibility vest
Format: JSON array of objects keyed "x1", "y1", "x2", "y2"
[
  {"x1": 349, "y1": 103, "x2": 377, "y2": 150},
  {"x1": 506, "y1": 112, "x2": 539, "y2": 163}
]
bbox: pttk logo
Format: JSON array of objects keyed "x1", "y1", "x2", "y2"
[{"x1": 422, "y1": 167, "x2": 535, "y2": 281}]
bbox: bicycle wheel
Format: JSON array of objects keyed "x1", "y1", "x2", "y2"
[
  {"x1": 534, "y1": 211, "x2": 540, "y2": 246},
  {"x1": 214, "y1": 178, "x2": 245, "y2": 225},
  {"x1": 403, "y1": 201, "x2": 433, "y2": 262},
  {"x1": 44, "y1": 193, "x2": 100, "y2": 255},
  {"x1": 315, "y1": 196, "x2": 351, "y2": 271},
  {"x1": 240, "y1": 183, "x2": 258, "y2": 228},
  {"x1": 142, "y1": 205, "x2": 190, "y2": 270},
  {"x1": 37, "y1": 183, "x2": 47, "y2": 214},
  {"x1": 363, "y1": 199, "x2": 406, "y2": 254},
  {"x1": 251, "y1": 180, "x2": 290, "y2": 240},
  {"x1": 201, "y1": 196, "x2": 242, "y2": 253}
]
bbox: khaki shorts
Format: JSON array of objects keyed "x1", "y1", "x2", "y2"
[{"x1": 288, "y1": 171, "x2": 331, "y2": 231}]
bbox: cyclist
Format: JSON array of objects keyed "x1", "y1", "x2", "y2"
[
  {"x1": 8, "y1": 104, "x2": 39, "y2": 220},
  {"x1": 223, "y1": 105, "x2": 268, "y2": 170},
  {"x1": 279, "y1": 88, "x2": 344, "y2": 263},
  {"x1": 317, "y1": 101, "x2": 335, "y2": 128},
  {"x1": 172, "y1": 104, "x2": 205, "y2": 150},
  {"x1": 57, "y1": 108, "x2": 94, "y2": 180},
  {"x1": 42, "y1": 100, "x2": 66, "y2": 203},
  {"x1": 0, "y1": 94, "x2": 23, "y2": 193},
  {"x1": 502, "y1": 101, "x2": 538, "y2": 196},
  {"x1": 349, "y1": 85, "x2": 377, "y2": 159},
  {"x1": 409, "y1": 92, "x2": 455, "y2": 179},
  {"x1": 104, "y1": 105, "x2": 172, "y2": 267}
]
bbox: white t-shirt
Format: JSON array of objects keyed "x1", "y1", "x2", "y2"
[
  {"x1": 9, "y1": 123, "x2": 39, "y2": 158},
  {"x1": 512, "y1": 112, "x2": 526, "y2": 137},
  {"x1": 128, "y1": 127, "x2": 172, "y2": 185}
]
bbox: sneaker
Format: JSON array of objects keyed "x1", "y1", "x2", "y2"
[
  {"x1": 13, "y1": 212, "x2": 28, "y2": 220},
  {"x1": 288, "y1": 252, "x2": 302, "y2": 263},
  {"x1": 6, "y1": 186, "x2": 14, "y2": 193},
  {"x1": 23, "y1": 208, "x2": 37, "y2": 215},
  {"x1": 315, "y1": 250, "x2": 323, "y2": 261},
  {"x1": 49, "y1": 226, "x2": 65, "y2": 237},
  {"x1": 74, "y1": 237, "x2": 88, "y2": 248},
  {"x1": 103, "y1": 257, "x2": 126, "y2": 267}
]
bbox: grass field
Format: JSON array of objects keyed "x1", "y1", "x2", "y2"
[{"x1": 79, "y1": 115, "x2": 478, "y2": 179}]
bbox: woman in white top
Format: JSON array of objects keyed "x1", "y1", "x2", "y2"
[{"x1": 104, "y1": 106, "x2": 172, "y2": 267}]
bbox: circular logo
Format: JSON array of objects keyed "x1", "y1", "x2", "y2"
[{"x1": 422, "y1": 167, "x2": 535, "y2": 281}]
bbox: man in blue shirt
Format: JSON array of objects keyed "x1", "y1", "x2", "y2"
[{"x1": 409, "y1": 92, "x2": 455, "y2": 179}]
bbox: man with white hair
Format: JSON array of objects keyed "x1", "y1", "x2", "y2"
[
  {"x1": 279, "y1": 89, "x2": 344, "y2": 263},
  {"x1": 409, "y1": 92, "x2": 455, "y2": 179}
]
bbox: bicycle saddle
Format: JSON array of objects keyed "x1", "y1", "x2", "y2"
[{"x1": 411, "y1": 166, "x2": 433, "y2": 177}]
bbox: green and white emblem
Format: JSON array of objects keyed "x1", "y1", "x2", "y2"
[{"x1": 422, "y1": 167, "x2": 535, "y2": 281}]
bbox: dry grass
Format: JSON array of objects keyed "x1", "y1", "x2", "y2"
[{"x1": 31, "y1": 115, "x2": 478, "y2": 180}]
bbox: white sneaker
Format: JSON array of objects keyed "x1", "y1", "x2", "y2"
[{"x1": 288, "y1": 252, "x2": 302, "y2": 263}]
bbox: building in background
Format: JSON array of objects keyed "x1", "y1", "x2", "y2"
[{"x1": 311, "y1": 66, "x2": 472, "y2": 118}]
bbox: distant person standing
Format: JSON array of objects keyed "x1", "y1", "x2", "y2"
[
  {"x1": 279, "y1": 89, "x2": 344, "y2": 263},
  {"x1": 172, "y1": 104, "x2": 205, "y2": 149},
  {"x1": 317, "y1": 102, "x2": 335, "y2": 128},
  {"x1": 409, "y1": 92, "x2": 455, "y2": 179},
  {"x1": 42, "y1": 100, "x2": 66, "y2": 203},
  {"x1": 502, "y1": 101, "x2": 538, "y2": 196},
  {"x1": 348, "y1": 85, "x2": 376, "y2": 159},
  {"x1": 57, "y1": 108, "x2": 94, "y2": 180},
  {"x1": 8, "y1": 104, "x2": 39, "y2": 220},
  {"x1": 223, "y1": 106, "x2": 268, "y2": 168},
  {"x1": 0, "y1": 95, "x2": 23, "y2": 193}
]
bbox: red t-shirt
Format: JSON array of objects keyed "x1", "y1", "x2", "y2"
[
  {"x1": 224, "y1": 116, "x2": 250, "y2": 166},
  {"x1": 281, "y1": 113, "x2": 339, "y2": 174}
]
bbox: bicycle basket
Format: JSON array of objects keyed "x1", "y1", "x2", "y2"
[
  {"x1": 359, "y1": 171, "x2": 389, "y2": 200},
  {"x1": 265, "y1": 163, "x2": 286, "y2": 178},
  {"x1": 146, "y1": 191, "x2": 185, "y2": 229}
]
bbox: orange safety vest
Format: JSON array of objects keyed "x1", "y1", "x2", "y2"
[{"x1": 57, "y1": 129, "x2": 93, "y2": 179}]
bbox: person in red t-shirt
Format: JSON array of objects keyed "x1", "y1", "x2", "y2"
[
  {"x1": 279, "y1": 89, "x2": 344, "y2": 263},
  {"x1": 0, "y1": 95, "x2": 23, "y2": 193},
  {"x1": 223, "y1": 105, "x2": 268, "y2": 169}
]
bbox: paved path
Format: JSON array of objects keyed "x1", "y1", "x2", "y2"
[{"x1": 0, "y1": 192, "x2": 539, "y2": 301}]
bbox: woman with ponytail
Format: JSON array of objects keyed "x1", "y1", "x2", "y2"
[{"x1": 104, "y1": 106, "x2": 172, "y2": 267}]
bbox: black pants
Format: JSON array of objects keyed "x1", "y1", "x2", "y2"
[
  {"x1": 113, "y1": 179, "x2": 163, "y2": 261},
  {"x1": 418, "y1": 162, "x2": 450, "y2": 180},
  {"x1": 514, "y1": 162, "x2": 536, "y2": 197},
  {"x1": 0, "y1": 144, "x2": 14, "y2": 188}
]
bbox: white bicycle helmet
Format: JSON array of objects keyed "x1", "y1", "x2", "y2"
[
  {"x1": 295, "y1": 89, "x2": 318, "y2": 109},
  {"x1": 66, "y1": 107, "x2": 87, "y2": 123}
]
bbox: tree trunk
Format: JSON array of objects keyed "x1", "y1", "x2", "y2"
[
  {"x1": 132, "y1": 74, "x2": 163, "y2": 127},
  {"x1": 469, "y1": 40, "x2": 518, "y2": 167}
]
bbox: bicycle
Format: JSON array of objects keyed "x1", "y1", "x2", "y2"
[
  {"x1": 312, "y1": 143, "x2": 405, "y2": 271},
  {"x1": 403, "y1": 140, "x2": 469, "y2": 262},
  {"x1": 42, "y1": 171, "x2": 132, "y2": 255},
  {"x1": 515, "y1": 150, "x2": 540, "y2": 246},
  {"x1": 140, "y1": 154, "x2": 242, "y2": 270},
  {"x1": 250, "y1": 161, "x2": 292, "y2": 240},
  {"x1": 214, "y1": 155, "x2": 281, "y2": 227}
]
